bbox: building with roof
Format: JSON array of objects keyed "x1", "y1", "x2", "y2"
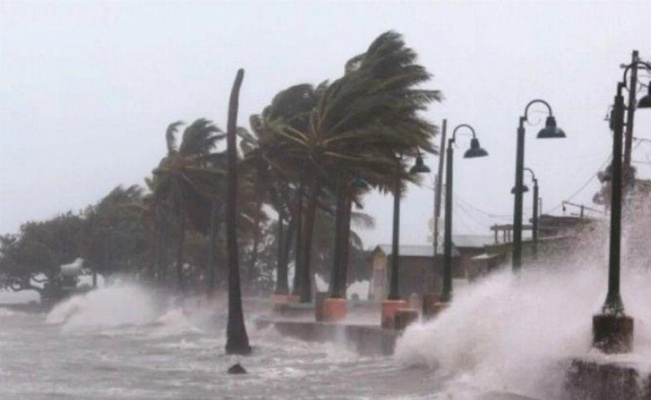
[
  {"x1": 367, "y1": 235, "x2": 495, "y2": 301},
  {"x1": 367, "y1": 212, "x2": 610, "y2": 302}
]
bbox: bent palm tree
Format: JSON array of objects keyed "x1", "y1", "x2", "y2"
[
  {"x1": 273, "y1": 31, "x2": 441, "y2": 302},
  {"x1": 151, "y1": 118, "x2": 225, "y2": 291},
  {"x1": 244, "y1": 83, "x2": 325, "y2": 298},
  {"x1": 225, "y1": 69, "x2": 252, "y2": 355}
]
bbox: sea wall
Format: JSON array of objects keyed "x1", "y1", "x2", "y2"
[
  {"x1": 565, "y1": 358, "x2": 651, "y2": 400},
  {"x1": 254, "y1": 319, "x2": 399, "y2": 356}
]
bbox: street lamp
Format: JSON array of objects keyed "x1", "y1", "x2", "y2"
[
  {"x1": 440, "y1": 124, "x2": 488, "y2": 304},
  {"x1": 512, "y1": 100, "x2": 566, "y2": 272},
  {"x1": 509, "y1": 168, "x2": 539, "y2": 259},
  {"x1": 593, "y1": 56, "x2": 651, "y2": 354},
  {"x1": 387, "y1": 154, "x2": 430, "y2": 300},
  {"x1": 622, "y1": 50, "x2": 651, "y2": 172},
  {"x1": 381, "y1": 153, "x2": 429, "y2": 329},
  {"x1": 524, "y1": 168, "x2": 539, "y2": 260}
]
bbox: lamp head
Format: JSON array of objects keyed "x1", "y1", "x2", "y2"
[
  {"x1": 350, "y1": 174, "x2": 369, "y2": 190},
  {"x1": 637, "y1": 84, "x2": 651, "y2": 109},
  {"x1": 537, "y1": 116, "x2": 566, "y2": 139},
  {"x1": 598, "y1": 164, "x2": 612, "y2": 183},
  {"x1": 464, "y1": 138, "x2": 489, "y2": 158},
  {"x1": 409, "y1": 155, "x2": 431, "y2": 174},
  {"x1": 511, "y1": 184, "x2": 530, "y2": 194}
]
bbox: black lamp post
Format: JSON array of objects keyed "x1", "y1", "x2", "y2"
[
  {"x1": 387, "y1": 154, "x2": 430, "y2": 301},
  {"x1": 512, "y1": 100, "x2": 566, "y2": 272},
  {"x1": 623, "y1": 50, "x2": 651, "y2": 173},
  {"x1": 524, "y1": 168, "x2": 539, "y2": 260},
  {"x1": 440, "y1": 125, "x2": 488, "y2": 303},
  {"x1": 593, "y1": 56, "x2": 651, "y2": 354}
]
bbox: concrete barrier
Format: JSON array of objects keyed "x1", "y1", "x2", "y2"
[
  {"x1": 254, "y1": 319, "x2": 651, "y2": 399},
  {"x1": 314, "y1": 292, "x2": 328, "y2": 322},
  {"x1": 254, "y1": 319, "x2": 399, "y2": 356},
  {"x1": 565, "y1": 357, "x2": 651, "y2": 400},
  {"x1": 394, "y1": 308, "x2": 419, "y2": 330},
  {"x1": 272, "y1": 302, "x2": 315, "y2": 318}
]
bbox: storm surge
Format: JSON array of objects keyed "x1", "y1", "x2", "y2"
[
  {"x1": 44, "y1": 284, "x2": 210, "y2": 336},
  {"x1": 395, "y1": 257, "x2": 651, "y2": 399},
  {"x1": 46, "y1": 285, "x2": 159, "y2": 329}
]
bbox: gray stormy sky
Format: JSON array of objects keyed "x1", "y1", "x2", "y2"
[{"x1": 1, "y1": 0, "x2": 650, "y2": 249}]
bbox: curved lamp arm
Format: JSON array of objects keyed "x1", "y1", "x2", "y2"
[
  {"x1": 450, "y1": 124, "x2": 477, "y2": 143},
  {"x1": 622, "y1": 60, "x2": 651, "y2": 87},
  {"x1": 523, "y1": 99, "x2": 554, "y2": 122},
  {"x1": 523, "y1": 167, "x2": 537, "y2": 183}
]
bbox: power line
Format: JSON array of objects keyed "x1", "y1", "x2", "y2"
[
  {"x1": 454, "y1": 199, "x2": 492, "y2": 226},
  {"x1": 452, "y1": 199, "x2": 483, "y2": 233},
  {"x1": 454, "y1": 194, "x2": 512, "y2": 219},
  {"x1": 546, "y1": 153, "x2": 612, "y2": 213}
]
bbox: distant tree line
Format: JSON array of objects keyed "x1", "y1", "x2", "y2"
[{"x1": 0, "y1": 31, "x2": 442, "y2": 305}]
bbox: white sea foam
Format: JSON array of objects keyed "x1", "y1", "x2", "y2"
[
  {"x1": 46, "y1": 285, "x2": 160, "y2": 331},
  {"x1": 0, "y1": 308, "x2": 15, "y2": 317},
  {"x1": 148, "y1": 307, "x2": 202, "y2": 338},
  {"x1": 395, "y1": 259, "x2": 651, "y2": 399}
]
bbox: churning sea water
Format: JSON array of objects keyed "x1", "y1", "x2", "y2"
[
  {"x1": 2, "y1": 249, "x2": 650, "y2": 400},
  {"x1": 0, "y1": 286, "x2": 442, "y2": 400}
]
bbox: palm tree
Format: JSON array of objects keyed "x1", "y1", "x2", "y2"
[
  {"x1": 243, "y1": 83, "x2": 325, "y2": 298},
  {"x1": 239, "y1": 127, "x2": 292, "y2": 295},
  {"x1": 151, "y1": 118, "x2": 225, "y2": 292},
  {"x1": 269, "y1": 31, "x2": 441, "y2": 302},
  {"x1": 225, "y1": 69, "x2": 252, "y2": 355}
]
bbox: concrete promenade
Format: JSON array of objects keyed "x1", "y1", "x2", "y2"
[
  {"x1": 253, "y1": 300, "x2": 400, "y2": 356},
  {"x1": 566, "y1": 356, "x2": 651, "y2": 400},
  {"x1": 255, "y1": 318, "x2": 400, "y2": 356},
  {"x1": 254, "y1": 301, "x2": 651, "y2": 399}
]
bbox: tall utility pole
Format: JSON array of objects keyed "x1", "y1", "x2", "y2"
[
  {"x1": 623, "y1": 50, "x2": 639, "y2": 177},
  {"x1": 432, "y1": 119, "x2": 447, "y2": 290}
]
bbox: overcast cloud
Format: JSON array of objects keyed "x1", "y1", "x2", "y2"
[{"x1": 1, "y1": 0, "x2": 650, "y2": 248}]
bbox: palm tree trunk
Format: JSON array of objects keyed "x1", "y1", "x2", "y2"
[
  {"x1": 247, "y1": 197, "x2": 263, "y2": 291},
  {"x1": 292, "y1": 184, "x2": 304, "y2": 296},
  {"x1": 329, "y1": 172, "x2": 346, "y2": 298},
  {"x1": 299, "y1": 173, "x2": 320, "y2": 303},
  {"x1": 175, "y1": 214, "x2": 186, "y2": 293},
  {"x1": 280, "y1": 216, "x2": 296, "y2": 294},
  {"x1": 274, "y1": 210, "x2": 289, "y2": 295},
  {"x1": 207, "y1": 201, "x2": 219, "y2": 296},
  {"x1": 148, "y1": 206, "x2": 157, "y2": 284},
  {"x1": 339, "y1": 196, "x2": 353, "y2": 298},
  {"x1": 160, "y1": 212, "x2": 171, "y2": 286},
  {"x1": 225, "y1": 69, "x2": 251, "y2": 355},
  {"x1": 156, "y1": 213, "x2": 164, "y2": 285}
]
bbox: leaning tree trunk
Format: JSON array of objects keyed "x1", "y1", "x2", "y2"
[
  {"x1": 279, "y1": 215, "x2": 296, "y2": 294},
  {"x1": 274, "y1": 209, "x2": 289, "y2": 295},
  {"x1": 339, "y1": 195, "x2": 353, "y2": 298},
  {"x1": 207, "y1": 201, "x2": 220, "y2": 296},
  {"x1": 225, "y1": 69, "x2": 251, "y2": 355},
  {"x1": 247, "y1": 195, "x2": 263, "y2": 290},
  {"x1": 175, "y1": 214, "x2": 186, "y2": 293},
  {"x1": 148, "y1": 204, "x2": 158, "y2": 284},
  {"x1": 158, "y1": 209, "x2": 170, "y2": 286},
  {"x1": 329, "y1": 172, "x2": 347, "y2": 298},
  {"x1": 292, "y1": 184, "x2": 304, "y2": 296},
  {"x1": 299, "y1": 173, "x2": 320, "y2": 303},
  {"x1": 278, "y1": 185, "x2": 296, "y2": 289}
]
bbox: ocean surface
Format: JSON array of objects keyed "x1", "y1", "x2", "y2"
[
  {"x1": 2, "y1": 257, "x2": 650, "y2": 400},
  {"x1": 0, "y1": 287, "x2": 442, "y2": 400}
]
